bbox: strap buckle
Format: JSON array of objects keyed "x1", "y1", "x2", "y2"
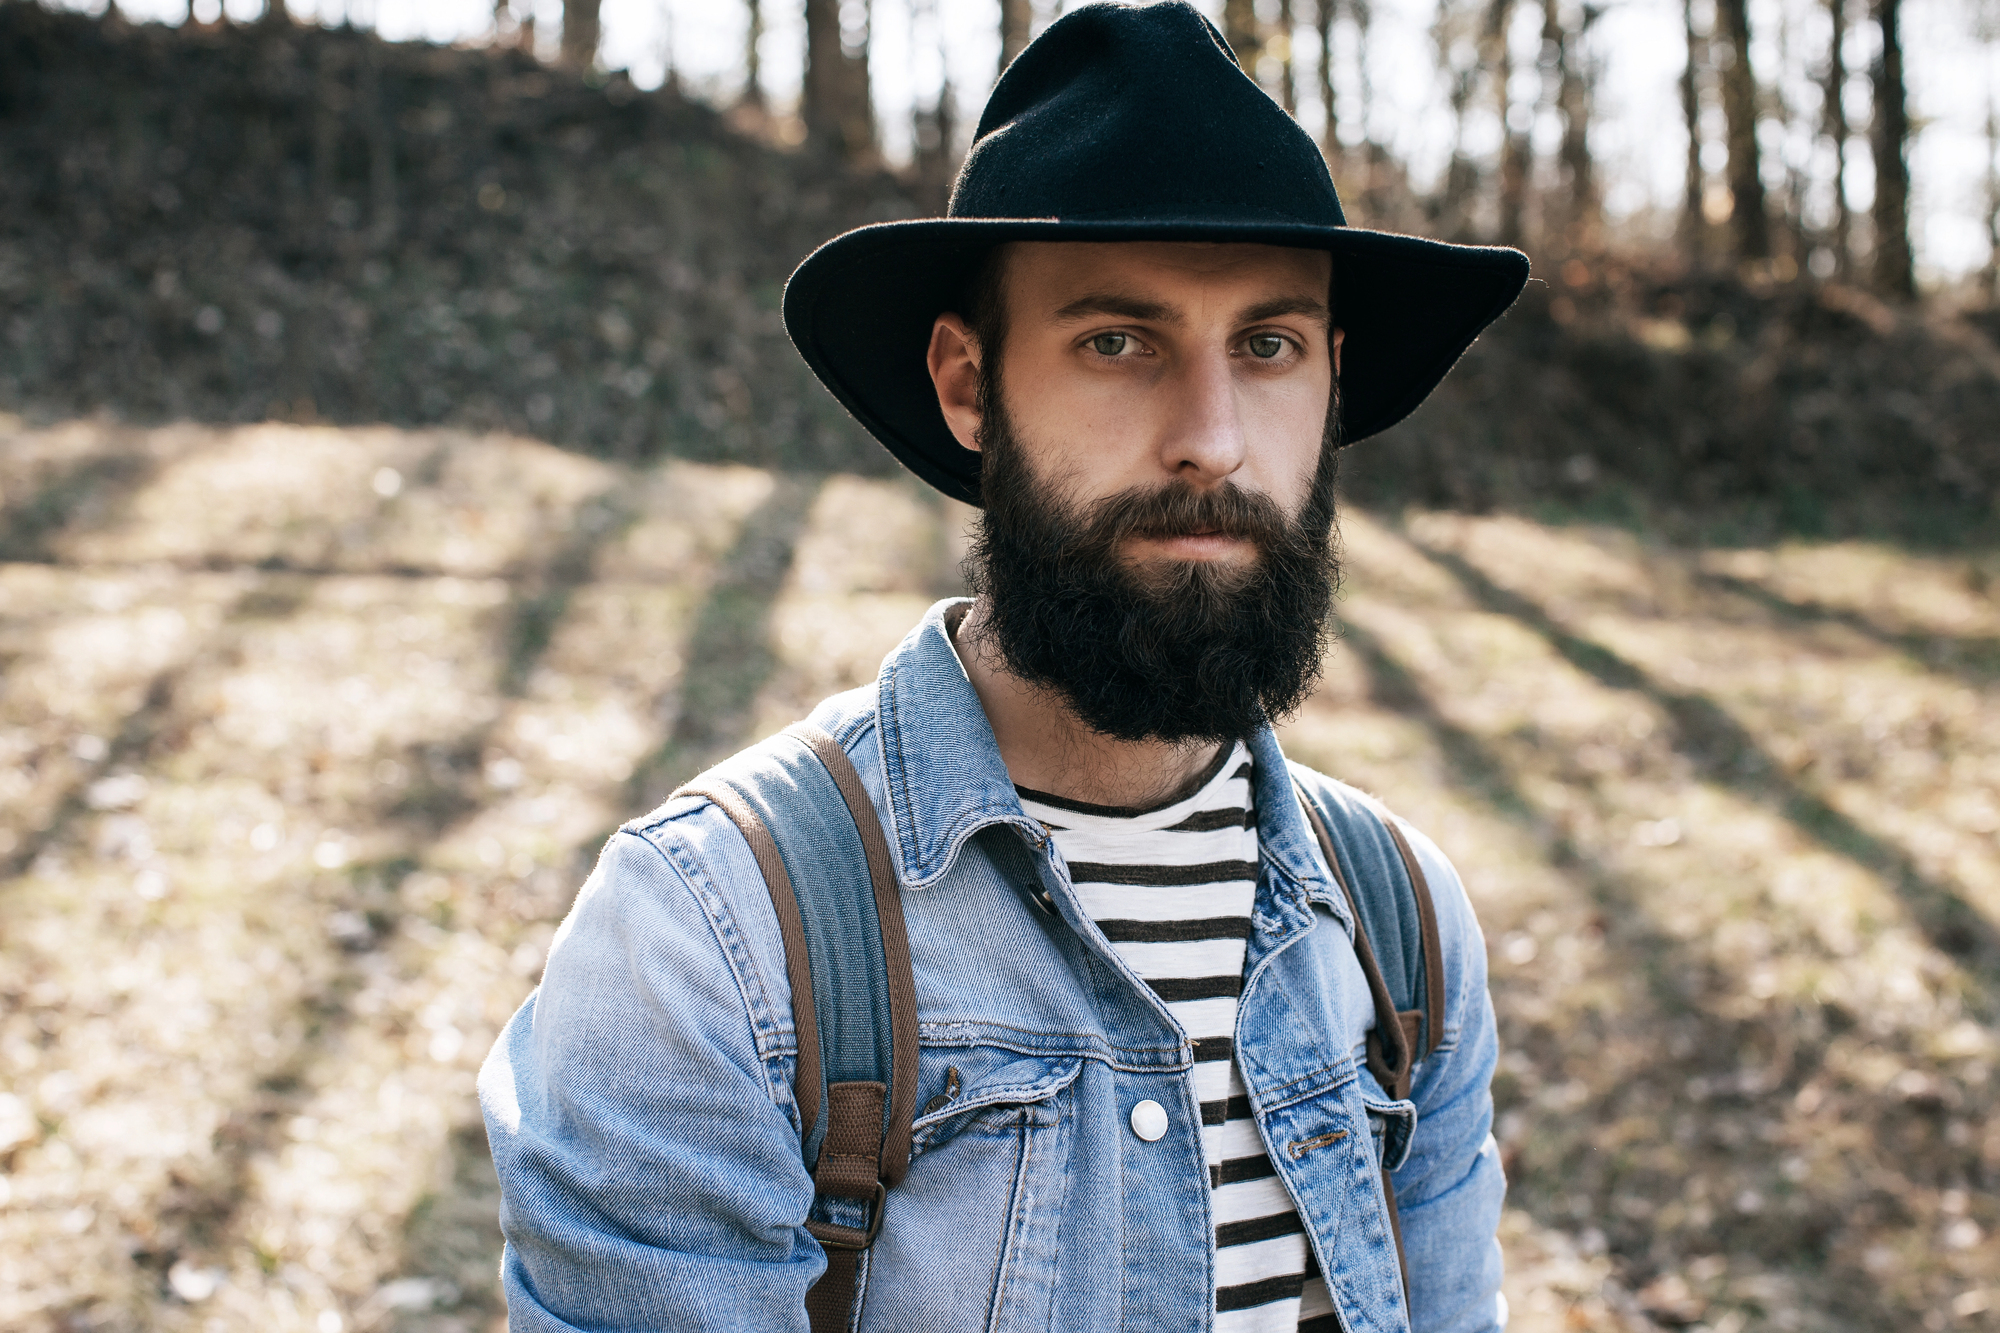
[{"x1": 806, "y1": 1180, "x2": 888, "y2": 1251}]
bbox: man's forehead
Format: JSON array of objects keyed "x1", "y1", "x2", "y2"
[{"x1": 1002, "y1": 240, "x2": 1332, "y2": 317}]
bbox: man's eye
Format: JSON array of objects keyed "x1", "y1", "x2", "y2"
[
  {"x1": 1090, "y1": 333, "x2": 1129, "y2": 356},
  {"x1": 1247, "y1": 334, "x2": 1287, "y2": 359}
]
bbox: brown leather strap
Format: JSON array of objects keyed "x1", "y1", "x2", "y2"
[
  {"x1": 1385, "y1": 820, "x2": 1447, "y2": 1058},
  {"x1": 1295, "y1": 790, "x2": 1413, "y2": 1100},
  {"x1": 675, "y1": 779, "x2": 824, "y2": 1150},
  {"x1": 1296, "y1": 782, "x2": 1422, "y2": 1304},
  {"x1": 785, "y1": 723, "x2": 919, "y2": 1189},
  {"x1": 1381, "y1": 1162, "x2": 1411, "y2": 1304},
  {"x1": 803, "y1": 1247, "x2": 859, "y2": 1332}
]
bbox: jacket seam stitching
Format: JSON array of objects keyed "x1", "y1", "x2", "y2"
[{"x1": 637, "y1": 823, "x2": 799, "y2": 1111}]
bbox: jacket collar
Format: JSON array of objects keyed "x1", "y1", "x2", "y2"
[{"x1": 873, "y1": 598, "x2": 1336, "y2": 916}]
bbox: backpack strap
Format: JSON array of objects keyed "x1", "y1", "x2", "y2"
[
  {"x1": 1292, "y1": 779, "x2": 1446, "y2": 1303},
  {"x1": 676, "y1": 723, "x2": 917, "y2": 1333}
]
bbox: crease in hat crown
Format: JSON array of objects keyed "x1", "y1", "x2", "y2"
[
  {"x1": 948, "y1": 1, "x2": 1348, "y2": 231},
  {"x1": 781, "y1": 0, "x2": 1531, "y2": 506}
]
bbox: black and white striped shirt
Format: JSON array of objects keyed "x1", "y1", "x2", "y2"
[{"x1": 1016, "y1": 742, "x2": 1339, "y2": 1332}]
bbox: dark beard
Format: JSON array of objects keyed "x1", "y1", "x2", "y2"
[{"x1": 964, "y1": 377, "x2": 1343, "y2": 745}]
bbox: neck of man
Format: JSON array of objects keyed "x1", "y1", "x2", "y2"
[{"x1": 953, "y1": 598, "x2": 1229, "y2": 811}]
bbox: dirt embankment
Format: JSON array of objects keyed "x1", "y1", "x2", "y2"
[
  {"x1": 4, "y1": 4, "x2": 1998, "y2": 528},
  {"x1": 0, "y1": 4, "x2": 919, "y2": 475}
]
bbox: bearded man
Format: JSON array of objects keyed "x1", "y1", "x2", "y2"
[{"x1": 480, "y1": 4, "x2": 1528, "y2": 1331}]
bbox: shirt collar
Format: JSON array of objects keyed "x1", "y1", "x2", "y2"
[{"x1": 873, "y1": 598, "x2": 1333, "y2": 912}]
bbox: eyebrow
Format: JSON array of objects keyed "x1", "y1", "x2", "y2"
[
  {"x1": 1050, "y1": 293, "x2": 1176, "y2": 324},
  {"x1": 1048, "y1": 292, "x2": 1332, "y2": 327}
]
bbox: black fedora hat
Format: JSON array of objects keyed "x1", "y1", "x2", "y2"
[{"x1": 783, "y1": 0, "x2": 1530, "y2": 506}]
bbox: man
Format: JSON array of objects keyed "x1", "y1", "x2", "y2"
[{"x1": 480, "y1": 4, "x2": 1528, "y2": 1330}]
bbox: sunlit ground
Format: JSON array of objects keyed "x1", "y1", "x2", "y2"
[{"x1": 1, "y1": 416, "x2": 1993, "y2": 1332}]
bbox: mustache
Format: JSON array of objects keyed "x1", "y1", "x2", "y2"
[{"x1": 1077, "y1": 479, "x2": 1292, "y2": 552}]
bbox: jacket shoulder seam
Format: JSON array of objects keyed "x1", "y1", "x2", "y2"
[{"x1": 625, "y1": 819, "x2": 800, "y2": 1112}]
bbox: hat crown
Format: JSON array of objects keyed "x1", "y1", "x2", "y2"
[{"x1": 947, "y1": 1, "x2": 1347, "y2": 230}]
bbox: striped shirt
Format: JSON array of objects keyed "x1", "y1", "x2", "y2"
[{"x1": 1016, "y1": 743, "x2": 1339, "y2": 1332}]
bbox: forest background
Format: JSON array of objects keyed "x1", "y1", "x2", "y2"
[{"x1": 2, "y1": 0, "x2": 1999, "y2": 1330}]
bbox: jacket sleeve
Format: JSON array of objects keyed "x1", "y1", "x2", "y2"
[
  {"x1": 1388, "y1": 821, "x2": 1507, "y2": 1333},
  {"x1": 477, "y1": 814, "x2": 823, "y2": 1332}
]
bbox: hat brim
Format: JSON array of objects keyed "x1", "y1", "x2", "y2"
[{"x1": 783, "y1": 218, "x2": 1531, "y2": 506}]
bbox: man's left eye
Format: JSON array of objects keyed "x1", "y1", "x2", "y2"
[{"x1": 1247, "y1": 334, "x2": 1287, "y2": 359}]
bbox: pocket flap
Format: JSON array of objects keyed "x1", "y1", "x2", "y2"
[
  {"x1": 912, "y1": 1055, "x2": 1083, "y2": 1131},
  {"x1": 1363, "y1": 1096, "x2": 1417, "y2": 1172}
]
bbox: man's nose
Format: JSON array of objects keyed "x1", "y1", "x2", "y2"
[{"x1": 1158, "y1": 347, "x2": 1247, "y2": 482}]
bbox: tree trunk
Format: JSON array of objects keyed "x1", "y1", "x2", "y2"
[
  {"x1": 1822, "y1": 0, "x2": 1850, "y2": 274},
  {"x1": 559, "y1": 0, "x2": 601, "y2": 69},
  {"x1": 1986, "y1": 92, "x2": 1999, "y2": 302},
  {"x1": 1000, "y1": 0, "x2": 1033, "y2": 75},
  {"x1": 742, "y1": 0, "x2": 765, "y2": 106},
  {"x1": 1484, "y1": 0, "x2": 1527, "y2": 248},
  {"x1": 1316, "y1": 0, "x2": 1339, "y2": 161},
  {"x1": 1714, "y1": 0, "x2": 1770, "y2": 261},
  {"x1": 1223, "y1": 0, "x2": 1263, "y2": 72},
  {"x1": 264, "y1": 0, "x2": 290, "y2": 23},
  {"x1": 1870, "y1": 0, "x2": 1915, "y2": 298},
  {"x1": 804, "y1": 0, "x2": 875, "y2": 160},
  {"x1": 1553, "y1": 2, "x2": 1600, "y2": 251},
  {"x1": 1277, "y1": 0, "x2": 1298, "y2": 113},
  {"x1": 1681, "y1": 0, "x2": 1705, "y2": 264}
]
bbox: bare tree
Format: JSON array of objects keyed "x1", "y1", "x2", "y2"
[
  {"x1": 560, "y1": 0, "x2": 602, "y2": 68},
  {"x1": 1000, "y1": 0, "x2": 1033, "y2": 75},
  {"x1": 1870, "y1": 0, "x2": 1915, "y2": 297},
  {"x1": 1223, "y1": 0, "x2": 1264, "y2": 71},
  {"x1": 1430, "y1": 0, "x2": 1482, "y2": 238},
  {"x1": 1547, "y1": 0, "x2": 1602, "y2": 251},
  {"x1": 1316, "y1": 0, "x2": 1339, "y2": 161},
  {"x1": 1821, "y1": 0, "x2": 1852, "y2": 275},
  {"x1": 1987, "y1": 89, "x2": 1999, "y2": 300},
  {"x1": 1484, "y1": 0, "x2": 1528, "y2": 248},
  {"x1": 805, "y1": 0, "x2": 876, "y2": 160},
  {"x1": 1680, "y1": 0, "x2": 1707, "y2": 264},
  {"x1": 742, "y1": 0, "x2": 765, "y2": 107},
  {"x1": 1714, "y1": 0, "x2": 1771, "y2": 261},
  {"x1": 1277, "y1": 0, "x2": 1298, "y2": 113}
]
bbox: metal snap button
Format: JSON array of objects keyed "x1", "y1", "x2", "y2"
[{"x1": 1129, "y1": 1099, "x2": 1168, "y2": 1142}]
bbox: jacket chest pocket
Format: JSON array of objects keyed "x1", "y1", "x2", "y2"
[{"x1": 857, "y1": 1055, "x2": 1080, "y2": 1333}]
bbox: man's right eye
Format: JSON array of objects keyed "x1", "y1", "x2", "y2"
[{"x1": 1089, "y1": 333, "x2": 1129, "y2": 356}]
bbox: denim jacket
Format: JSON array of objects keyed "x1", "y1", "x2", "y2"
[{"x1": 480, "y1": 599, "x2": 1505, "y2": 1332}]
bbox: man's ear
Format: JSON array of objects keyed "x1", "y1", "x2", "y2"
[
  {"x1": 928, "y1": 313, "x2": 984, "y2": 453},
  {"x1": 1331, "y1": 327, "x2": 1345, "y2": 378}
]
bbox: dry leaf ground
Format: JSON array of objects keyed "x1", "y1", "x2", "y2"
[{"x1": 1, "y1": 415, "x2": 1994, "y2": 1332}]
